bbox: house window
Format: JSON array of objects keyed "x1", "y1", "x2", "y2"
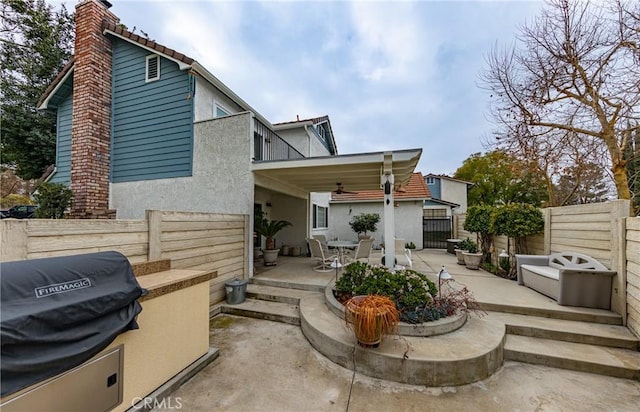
[
  {"x1": 145, "y1": 55, "x2": 160, "y2": 82},
  {"x1": 313, "y1": 205, "x2": 328, "y2": 229},
  {"x1": 426, "y1": 177, "x2": 435, "y2": 185},
  {"x1": 215, "y1": 104, "x2": 229, "y2": 117}
]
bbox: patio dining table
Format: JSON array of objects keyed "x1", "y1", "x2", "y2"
[{"x1": 327, "y1": 240, "x2": 358, "y2": 264}]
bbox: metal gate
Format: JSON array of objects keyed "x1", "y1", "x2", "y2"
[{"x1": 423, "y1": 217, "x2": 452, "y2": 249}]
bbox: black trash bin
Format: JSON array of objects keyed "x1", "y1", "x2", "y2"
[{"x1": 225, "y1": 278, "x2": 248, "y2": 304}]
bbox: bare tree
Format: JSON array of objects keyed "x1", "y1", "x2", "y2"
[{"x1": 481, "y1": 0, "x2": 640, "y2": 212}]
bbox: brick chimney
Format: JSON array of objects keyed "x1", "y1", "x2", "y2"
[{"x1": 69, "y1": 0, "x2": 118, "y2": 219}]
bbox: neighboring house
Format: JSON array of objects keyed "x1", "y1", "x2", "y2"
[
  {"x1": 330, "y1": 173, "x2": 430, "y2": 249},
  {"x1": 273, "y1": 116, "x2": 338, "y2": 158},
  {"x1": 38, "y1": 0, "x2": 422, "y2": 273},
  {"x1": 423, "y1": 174, "x2": 473, "y2": 216}
]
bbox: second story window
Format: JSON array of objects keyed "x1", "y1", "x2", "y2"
[
  {"x1": 215, "y1": 103, "x2": 230, "y2": 117},
  {"x1": 426, "y1": 177, "x2": 435, "y2": 185},
  {"x1": 145, "y1": 55, "x2": 160, "y2": 82}
]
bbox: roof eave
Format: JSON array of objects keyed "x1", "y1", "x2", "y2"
[
  {"x1": 37, "y1": 63, "x2": 74, "y2": 110},
  {"x1": 104, "y1": 28, "x2": 192, "y2": 70}
]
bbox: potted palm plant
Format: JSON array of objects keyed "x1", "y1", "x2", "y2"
[
  {"x1": 254, "y1": 210, "x2": 292, "y2": 266},
  {"x1": 344, "y1": 295, "x2": 399, "y2": 347}
]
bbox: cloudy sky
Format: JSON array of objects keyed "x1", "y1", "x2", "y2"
[{"x1": 55, "y1": 0, "x2": 544, "y2": 175}]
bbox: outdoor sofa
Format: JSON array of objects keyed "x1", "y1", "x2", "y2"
[{"x1": 515, "y1": 252, "x2": 616, "y2": 310}]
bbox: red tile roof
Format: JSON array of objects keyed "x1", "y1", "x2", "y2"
[
  {"x1": 104, "y1": 22, "x2": 195, "y2": 65},
  {"x1": 331, "y1": 172, "x2": 431, "y2": 202},
  {"x1": 274, "y1": 115, "x2": 330, "y2": 126}
]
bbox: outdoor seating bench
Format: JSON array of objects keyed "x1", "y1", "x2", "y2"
[{"x1": 515, "y1": 252, "x2": 616, "y2": 310}]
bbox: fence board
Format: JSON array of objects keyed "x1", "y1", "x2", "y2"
[
  {"x1": 161, "y1": 234, "x2": 244, "y2": 252},
  {"x1": 27, "y1": 244, "x2": 148, "y2": 261},
  {"x1": 552, "y1": 213, "x2": 611, "y2": 223},
  {"x1": 628, "y1": 218, "x2": 640, "y2": 230},
  {"x1": 27, "y1": 232, "x2": 148, "y2": 253},
  {"x1": 551, "y1": 202, "x2": 615, "y2": 215},
  {"x1": 162, "y1": 220, "x2": 244, "y2": 232},
  {"x1": 627, "y1": 300, "x2": 640, "y2": 337},
  {"x1": 171, "y1": 250, "x2": 244, "y2": 269},
  {"x1": 162, "y1": 228, "x2": 243, "y2": 241},
  {"x1": 551, "y1": 222, "x2": 611, "y2": 231},
  {"x1": 26, "y1": 220, "x2": 148, "y2": 236},
  {"x1": 160, "y1": 212, "x2": 244, "y2": 222},
  {"x1": 552, "y1": 230, "x2": 611, "y2": 241}
]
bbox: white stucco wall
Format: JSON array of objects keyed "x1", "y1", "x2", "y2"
[
  {"x1": 193, "y1": 78, "x2": 243, "y2": 122},
  {"x1": 441, "y1": 179, "x2": 469, "y2": 214},
  {"x1": 273, "y1": 125, "x2": 332, "y2": 158},
  {"x1": 254, "y1": 187, "x2": 308, "y2": 252},
  {"x1": 329, "y1": 201, "x2": 424, "y2": 249},
  {"x1": 111, "y1": 113, "x2": 254, "y2": 219},
  {"x1": 310, "y1": 192, "x2": 331, "y2": 240},
  {"x1": 308, "y1": 128, "x2": 331, "y2": 157},
  {"x1": 275, "y1": 128, "x2": 310, "y2": 156}
]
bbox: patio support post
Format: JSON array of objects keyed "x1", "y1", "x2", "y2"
[{"x1": 382, "y1": 154, "x2": 395, "y2": 269}]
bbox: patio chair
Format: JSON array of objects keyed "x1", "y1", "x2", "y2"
[
  {"x1": 308, "y1": 238, "x2": 339, "y2": 272},
  {"x1": 382, "y1": 239, "x2": 413, "y2": 269},
  {"x1": 395, "y1": 239, "x2": 413, "y2": 268},
  {"x1": 312, "y1": 235, "x2": 331, "y2": 255},
  {"x1": 344, "y1": 238, "x2": 374, "y2": 264}
]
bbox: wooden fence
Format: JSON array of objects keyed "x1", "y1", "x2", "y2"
[
  {"x1": 627, "y1": 217, "x2": 640, "y2": 336},
  {"x1": 453, "y1": 200, "x2": 638, "y2": 333},
  {"x1": 0, "y1": 210, "x2": 249, "y2": 308}
]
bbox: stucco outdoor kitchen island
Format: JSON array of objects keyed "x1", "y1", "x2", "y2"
[{"x1": 0, "y1": 259, "x2": 218, "y2": 412}]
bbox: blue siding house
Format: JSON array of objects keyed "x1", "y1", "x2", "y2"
[{"x1": 111, "y1": 39, "x2": 194, "y2": 182}]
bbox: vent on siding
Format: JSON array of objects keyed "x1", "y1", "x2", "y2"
[{"x1": 145, "y1": 55, "x2": 160, "y2": 82}]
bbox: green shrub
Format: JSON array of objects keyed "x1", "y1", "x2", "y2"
[
  {"x1": 455, "y1": 238, "x2": 477, "y2": 253},
  {"x1": 463, "y1": 205, "x2": 494, "y2": 260},
  {"x1": 405, "y1": 241, "x2": 416, "y2": 249},
  {"x1": 348, "y1": 213, "x2": 380, "y2": 236},
  {"x1": 489, "y1": 203, "x2": 544, "y2": 239},
  {"x1": 490, "y1": 203, "x2": 544, "y2": 277},
  {"x1": 335, "y1": 262, "x2": 438, "y2": 316},
  {"x1": 33, "y1": 183, "x2": 73, "y2": 219}
]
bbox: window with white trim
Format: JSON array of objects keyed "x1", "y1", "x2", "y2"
[
  {"x1": 145, "y1": 55, "x2": 160, "y2": 82},
  {"x1": 313, "y1": 205, "x2": 328, "y2": 229},
  {"x1": 215, "y1": 103, "x2": 229, "y2": 117},
  {"x1": 426, "y1": 177, "x2": 435, "y2": 184}
]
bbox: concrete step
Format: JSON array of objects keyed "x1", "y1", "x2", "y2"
[
  {"x1": 479, "y1": 301, "x2": 623, "y2": 325},
  {"x1": 489, "y1": 312, "x2": 639, "y2": 350},
  {"x1": 504, "y1": 335, "x2": 640, "y2": 380},
  {"x1": 250, "y1": 277, "x2": 328, "y2": 292},
  {"x1": 246, "y1": 284, "x2": 320, "y2": 305},
  {"x1": 219, "y1": 299, "x2": 300, "y2": 326},
  {"x1": 300, "y1": 293, "x2": 506, "y2": 386}
]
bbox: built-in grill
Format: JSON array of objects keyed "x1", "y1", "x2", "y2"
[{"x1": 1, "y1": 251, "x2": 146, "y2": 408}]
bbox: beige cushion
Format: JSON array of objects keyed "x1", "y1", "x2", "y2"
[{"x1": 520, "y1": 264, "x2": 559, "y2": 280}]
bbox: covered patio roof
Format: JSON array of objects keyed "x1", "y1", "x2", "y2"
[{"x1": 252, "y1": 149, "x2": 422, "y2": 197}]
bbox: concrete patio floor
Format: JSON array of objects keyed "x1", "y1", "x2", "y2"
[{"x1": 155, "y1": 250, "x2": 640, "y2": 411}]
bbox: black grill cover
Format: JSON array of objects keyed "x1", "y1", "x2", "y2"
[{"x1": 1, "y1": 251, "x2": 145, "y2": 396}]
